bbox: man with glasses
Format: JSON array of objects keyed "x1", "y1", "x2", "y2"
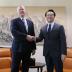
[{"x1": 35, "y1": 9, "x2": 67, "y2": 72}]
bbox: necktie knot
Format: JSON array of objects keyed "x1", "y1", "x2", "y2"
[{"x1": 22, "y1": 18, "x2": 24, "y2": 21}]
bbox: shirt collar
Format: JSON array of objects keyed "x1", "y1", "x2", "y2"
[
  {"x1": 47, "y1": 22, "x2": 54, "y2": 25},
  {"x1": 47, "y1": 22, "x2": 55, "y2": 30},
  {"x1": 20, "y1": 17, "x2": 26, "y2": 21}
]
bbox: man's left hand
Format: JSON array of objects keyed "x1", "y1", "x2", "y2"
[{"x1": 61, "y1": 54, "x2": 66, "y2": 62}]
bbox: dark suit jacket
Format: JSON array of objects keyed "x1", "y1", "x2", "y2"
[
  {"x1": 11, "y1": 17, "x2": 36, "y2": 54},
  {"x1": 36, "y1": 23, "x2": 67, "y2": 57}
]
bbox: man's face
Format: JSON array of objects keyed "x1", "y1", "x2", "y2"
[
  {"x1": 18, "y1": 6, "x2": 25, "y2": 17},
  {"x1": 46, "y1": 11, "x2": 55, "y2": 23}
]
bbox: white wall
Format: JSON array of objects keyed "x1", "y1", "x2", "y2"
[{"x1": 0, "y1": 0, "x2": 67, "y2": 6}]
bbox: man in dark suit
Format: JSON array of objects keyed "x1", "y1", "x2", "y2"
[
  {"x1": 11, "y1": 5, "x2": 36, "y2": 72},
  {"x1": 34, "y1": 9, "x2": 67, "y2": 72}
]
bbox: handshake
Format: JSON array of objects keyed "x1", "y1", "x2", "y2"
[{"x1": 26, "y1": 35, "x2": 36, "y2": 42}]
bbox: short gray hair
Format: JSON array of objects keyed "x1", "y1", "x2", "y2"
[{"x1": 17, "y1": 5, "x2": 26, "y2": 14}]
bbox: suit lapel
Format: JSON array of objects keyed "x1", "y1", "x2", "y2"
[
  {"x1": 51, "y1": 23, "x2": 56, "y2": 31},
  {"x1": 19, "y1": 18, "x2": 27, "y2": 33},
  {"x1": 46, "y1": 23, "x2": 56, "y2": 35},
  {"x1": 43, "y1": 24, "x2": 48, "y2": 35},
  {"x1": 45, "y1": 23, "x2": 56, "y2": 33}
]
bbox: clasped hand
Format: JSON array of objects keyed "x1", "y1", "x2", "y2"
[{"x1": 26, "y1": 35, "x2": 36, "y2": 42}]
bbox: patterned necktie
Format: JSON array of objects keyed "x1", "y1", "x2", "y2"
[{"x1": 22, "y1": 18, "x2": 28, "y2": 32}]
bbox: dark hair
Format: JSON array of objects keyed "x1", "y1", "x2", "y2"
[{"x1": 45, "y1": 9, "x2": 56, "y2": 17}]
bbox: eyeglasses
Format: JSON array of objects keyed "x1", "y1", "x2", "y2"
[{"x1": 46, "y1": 14, "x2": 54, "y2": 16}]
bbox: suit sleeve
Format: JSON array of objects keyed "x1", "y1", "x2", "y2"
[
  {"x1": 31, "y1": 21, "x2": 35, "y2": 36},
  {"x1": 11, "y1": 20, "x2": 27, "y2": 40},
  {"x1": 59, "y1": 25, "x2": 67, "y2": 55},
  {"x1": 36, "y1": 28, "x2": 44, "y2": 42},
  {"x1": 30, "y1": 21, "x2": 36, "y2": 50}
]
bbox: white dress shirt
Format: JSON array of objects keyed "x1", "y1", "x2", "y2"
[{"x1": 47, "y1": 22, "x2": 54, "y2": 32}]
